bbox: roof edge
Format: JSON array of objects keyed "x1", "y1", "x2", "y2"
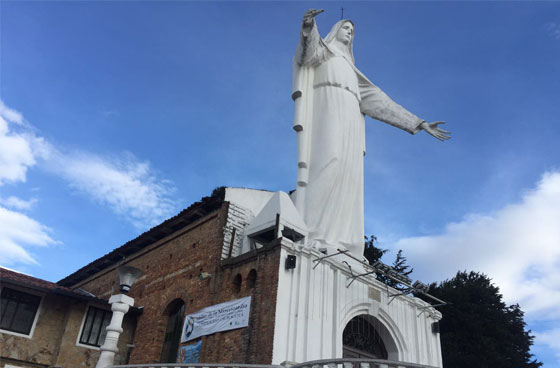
[{"x1": 57, "y1": 187, "x2": 226, "y2": 287}]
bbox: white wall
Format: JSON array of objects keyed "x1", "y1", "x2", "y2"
[{"x1": 272, "y1": 240, "x2": 443, "y2": 367}]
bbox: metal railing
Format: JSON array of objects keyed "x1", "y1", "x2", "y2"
[{"x1": 111, "y1": 358, "x2": 438, "y2": 368}]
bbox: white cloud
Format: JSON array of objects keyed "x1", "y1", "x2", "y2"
[
  {"x1": 545, "y1": 22, "x2": 560, "y2": 40},
  {"x1": 0, "y1": 196, "x2": 38, "y2": 211},
  {"x1": 0, "y1": 100, "x2": 24, "y2": 125},
  {"x1": 389, "y1": 171, "x2": 560, "y2": 359},
  {"x1": 0, "y1": 101, "x2": 49, "y2": 185},
  {"x1": 0, "y1": 116, "x2": 36, "y2": 186},
  {"x1": 0, "y1": 99, "x2": 177, "y2": 229},
  {"x1": 0, "y1": 206, "x2": 58, "y2": 266},
  {"x1": 0, "y1": 100, "x2": 177, "y2": 268},
  {"x1": 43, "y1": 150, "x2": 176, "y2": 228},
  {"x1": 391, "y1": 171, "x2": 560, "y2": 314},
  {"x1": 535, "y1": 327, "x2": 560, "y2": 365}
]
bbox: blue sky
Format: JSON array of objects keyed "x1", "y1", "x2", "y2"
[{"x1": 1, "y1": 1, "x2": 559, "y2": 365}]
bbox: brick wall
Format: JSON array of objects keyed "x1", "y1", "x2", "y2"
[{"x1": 75, "y1": 202, "x2": 281, "y2": 364}]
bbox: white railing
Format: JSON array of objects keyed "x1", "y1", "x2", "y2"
[
  {"x1": 111, "y1": 359, "x2": 438, "y2": 368},
  {"x1": 111, "y1": 364, "x2": 282, "y2": 368},
  {"x1": 291, "y1": 358, "x2": 437, "y2": 368}
]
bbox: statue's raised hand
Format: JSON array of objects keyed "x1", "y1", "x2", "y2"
[
  {"x1": 420, "y1": 121, "x2": 451, "y2": 141},
  {"x1": 303, "y1": 9, "x2": 324, "y2": 28}
]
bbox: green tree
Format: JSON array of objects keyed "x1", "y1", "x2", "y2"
[
  {"x1": 363, "y1": 235, "x2": 387, "y2": 264},
  {"x1": 428, "y1": 271, "x2": 542, "y2": 368},
  {"x1": 386, "y1": 249, "x2": 414, "y2": 291},
  {"x1": 363, "y1": 237, "x2": 414, "y2": 290}
]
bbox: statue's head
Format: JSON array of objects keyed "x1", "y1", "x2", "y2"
[
  {"x1": 325, "y1": 20, "x2": 355, "y2": 63},
  {"x1": 335, "y1": 21, "x2": 354, "y2": 45}
]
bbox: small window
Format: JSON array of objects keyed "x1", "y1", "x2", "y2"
[
  {"x1": 246, "y1": 269, "x2": 257, "y2": 289},
  {"x1": 232, "y1": 274, "x2": 242, "y2": 293},
  {"x1": 0, "y1": 287, "x2": 41, "y2": 335},
  {"x1": 160, "y1": 299, "x2": 186, "y2": 363},
  {"x1": 79, "y1": 306, "x2": 112, "y2": 347}
]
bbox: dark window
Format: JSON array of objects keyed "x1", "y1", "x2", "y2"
[
  {"x1": 160, "y1": 300, "x2": 186, "y2": 363},
  {"x1": 79, "y1": 306, "x2": 112, "y2": 347},
  {"x1": 342, "y1": 316, "x2": 388, "y2": 359},
  {"x1": 0, "y1": 287, "x2": 41, "y2": 335},
  {"x1": 232, "y1": 274, "x2": 242, "y2": 293},
  {"x1": 246, "y1": 269, "x2": 257, "y2": 289}
]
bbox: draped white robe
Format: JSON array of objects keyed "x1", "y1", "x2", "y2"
[{"x1": 293, "y1": 20, "x2": 425, "y2": 258}]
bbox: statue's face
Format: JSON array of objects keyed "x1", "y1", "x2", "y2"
[{"x1": 336, "y1": 22, "x2": 353, "y2": 45}]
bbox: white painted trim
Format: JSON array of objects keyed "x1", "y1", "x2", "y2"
[
  {"x1": 338, "y1": 301, "x2": 405, "y2": 361},
  {"x1": 75, "y1": 303, "x2": 111, "y2": 350},
  {"x1": 0, "y1": 285, "x2": 43, "y2": 339},
  {"x1": 377, "y1": 308, "x2": 409, "y2": 360}
]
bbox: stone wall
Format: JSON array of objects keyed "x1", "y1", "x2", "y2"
[
  {"x1": 54, "y1": 302, "x2": 136, "y2": 367},
  {"x1": 0, "y1": 293, "x2": 134, "y2": 368},
  {"x1": 75, "y1": 203, "x2": 281, "y2": 364},
  {"x1": 0, "y1": 293, "x2": 68, "y2": 367}
]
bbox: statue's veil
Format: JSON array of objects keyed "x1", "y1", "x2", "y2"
[{"x1": 323, "y1": 19, "x2": 355, "y2": 64}]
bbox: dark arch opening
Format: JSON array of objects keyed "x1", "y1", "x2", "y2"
[
  {"x1": 232, "y1": 273, "x2": 242, "y2": 293},
  {"x1": 246, "y1": 269, "x2": 257, "y2": 289},
  {"x1": 160, "y1": 299, "x2": 186, "y2": 363},
  {"x1": 342, "y1": 315, "x2": 388, "y2": 359}
]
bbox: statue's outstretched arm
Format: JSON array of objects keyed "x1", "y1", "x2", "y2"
[
  {"x1": 420, "y1": 121, "x2": 451, "y2": 141},
  {"x1": 295, "y1": 9, "x2": 330, "y2": 67},
  {"x1": 358, "y1": 72, "x2": 450, "y2": 140},
  {"x1": 302, "y1": 9, "x2": 323, "y2": 32},
  {"x1": 358, "y1": 74, "x2": 424, "y2": 134}
]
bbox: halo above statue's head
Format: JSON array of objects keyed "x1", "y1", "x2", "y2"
[{"x1": 324, "y1": 19, "x2": 355, "y2": 64}]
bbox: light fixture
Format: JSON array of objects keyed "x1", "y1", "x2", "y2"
[
  {"x1": 117, "y1": 265, "x2": 143, "y2": 294},
  {"x1": 96, "y1": 266, "x2": 142, "y2": 368}
]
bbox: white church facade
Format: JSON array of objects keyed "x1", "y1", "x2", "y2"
[{"x1": 226, "y1": 188, "x2": 443, "y2": 367}]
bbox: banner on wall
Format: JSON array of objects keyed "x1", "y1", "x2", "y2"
[
  {"x1": 181, "y1": 296, "x2": 251, "y2": 342},
  {"x1": 177, "y1": 340, "x2": 202, "y2": 363}
]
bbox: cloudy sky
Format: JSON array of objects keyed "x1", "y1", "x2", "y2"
[{"x1": 1, "y1": 1, "x2": 559, "y2": 365}]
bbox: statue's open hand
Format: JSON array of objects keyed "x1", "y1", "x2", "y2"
[
  {"x1": 421, "y1": 121, "x2": 451, "y2": 141},
  {"x1": 303, "y1": 9, "x2": 324, "y2": 27}
]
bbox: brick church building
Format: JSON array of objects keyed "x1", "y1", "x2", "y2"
[{"x1": 1, "y1": 186, "x2": 442, "y2": 368}]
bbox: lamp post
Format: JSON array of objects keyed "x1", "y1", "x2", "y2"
[{"x1": 96, "y1": 265, "x2": 143, "y2": 368}]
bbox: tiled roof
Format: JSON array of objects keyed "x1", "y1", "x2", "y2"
[
  {"x1": 57, "y1": 187, "x2": 226, "y2": 287},
  {"x1": 0, "y1": 267, "x2": 106, "y2": 303}
]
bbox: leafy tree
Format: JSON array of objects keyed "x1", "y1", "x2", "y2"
[
  {"x1": 363, "y1": 235, "x2": 387, "y2": 264},
  {"x1": 392, "y1": 250, "x2": 413, "y2": 276},
  {"x1": 363, "y1": 237, "x2": 414, "y2": 290},
  {"x1": 385, "y1": 249, "x2": 414, "y2": 291},
  {"x1": 427, "y1": 271, "x2": 542, "y2": 368}
]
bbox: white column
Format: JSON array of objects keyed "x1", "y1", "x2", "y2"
[{"x1": 96, "y1": 294, "x2": 134, "y2": 368}]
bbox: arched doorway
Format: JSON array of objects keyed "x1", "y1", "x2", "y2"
[
  {"x1": 160, "y1": 299, "x2": 186, "y2": 363},
  {"x1": 342, "y1": 315, "x2": 388, "y2": 359}
]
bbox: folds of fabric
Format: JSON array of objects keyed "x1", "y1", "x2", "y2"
[{"x1": 292, "y1": 19, "x2": 425, "y2": 258}]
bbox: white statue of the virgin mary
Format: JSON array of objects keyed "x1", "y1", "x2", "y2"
[{"x1": 292, "y1": 10, "x2": 449, "y2": 259}]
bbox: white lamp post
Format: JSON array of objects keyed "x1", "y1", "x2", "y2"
[{"x1": 96, "y1": 265, "x2": 143, "y2": 368}]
